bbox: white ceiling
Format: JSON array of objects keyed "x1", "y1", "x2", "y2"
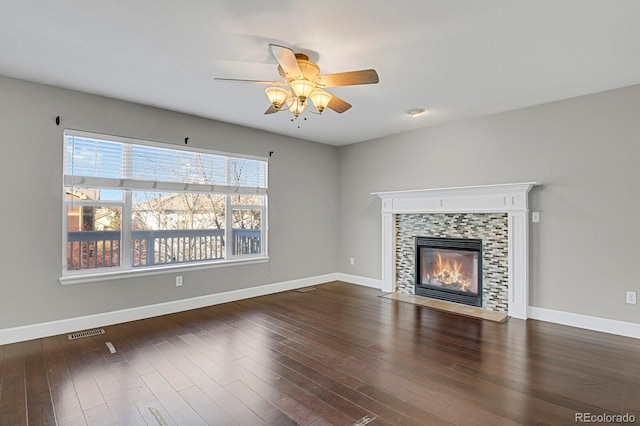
[{"x1": 1, "y1": 1, "x2": 639, "y2": 146}]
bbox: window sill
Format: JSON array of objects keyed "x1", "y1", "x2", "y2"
[{"x1": 59, "y1": 257, "x2": 270, "y2": 286}]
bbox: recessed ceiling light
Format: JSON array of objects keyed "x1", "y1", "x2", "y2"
[{"x1": 407, "y1": 108, "x2": 427, "y2": 117}]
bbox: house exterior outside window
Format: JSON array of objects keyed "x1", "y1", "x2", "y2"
[{"x1": 62, "y1": 130, "x2": 268, "y2": 278}]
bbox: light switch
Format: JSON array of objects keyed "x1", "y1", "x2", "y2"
[{"x1": 532, "y1": 212, "x2": 540, "y2": 223}]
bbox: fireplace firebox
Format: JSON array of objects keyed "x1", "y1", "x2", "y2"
[{"x1": 415, "y1": 236, "x2": 483, "y2": 307}]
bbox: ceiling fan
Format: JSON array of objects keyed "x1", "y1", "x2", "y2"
[{"x1": 215, "y1": 44, "x2": 379, "y2": 120}]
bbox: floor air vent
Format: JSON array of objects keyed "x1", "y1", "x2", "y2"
[
  {"x1": 68, "y1": 328, "x2": 105, "y2": 340},
  {"x1": 297, "y1": 287, "x2": 316, "y2": 292}
]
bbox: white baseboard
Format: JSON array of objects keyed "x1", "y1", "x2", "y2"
[
  {"x1": 4, "y1": 274, "x2": 637, "y2": 345},
  {"x1": 342, "y1": 274, "x2": 640, "y2": 339},
  {"x1": 336, "y1": 273, "x2": 383, "y2": 289},
  {"x1": 0, "y1": 273, "x2": 339, "y2": 345},
  {"x1": 528, "y1": 306, "x2": 640, "y2": 339}
]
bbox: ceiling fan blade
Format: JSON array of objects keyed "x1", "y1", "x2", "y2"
[
  {"x1": 264, "y1": 105, "x2": 279, "y2": 115},
  {"x1": 214, "y1": 77, "x2": 286, "y2": 85},
  {"x1": 269, "y1": 44, "x2": 303, "y2": 79},
  {"x1": 327, "y1": 95, "x2": 352, "y2": 113},
  {"x1": 315, "y1": 69, "x2": 379, "y2": 87}
]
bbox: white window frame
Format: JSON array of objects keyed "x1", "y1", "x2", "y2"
[
  {"x1": 61, "y1": 129, "x2": 268, "y2": 284},
  {"x1": 228, "y1": 198, "x2": 267, "y2": 260}
]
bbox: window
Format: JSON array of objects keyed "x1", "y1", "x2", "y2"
[{"x1": 63, "y1": 130, "x2": 268, "y2": 276}]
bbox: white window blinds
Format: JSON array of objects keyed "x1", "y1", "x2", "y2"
[{"x1": 63, "y1": 130, "x2": 268, "y2": 194}]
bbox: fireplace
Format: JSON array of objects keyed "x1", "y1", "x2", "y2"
[
  {"x1": 415, "y1": 236, "x2": 483, "y2": 307},
  {"x1": 375, "y1": 183, "x2": 537, "y2": 318}
]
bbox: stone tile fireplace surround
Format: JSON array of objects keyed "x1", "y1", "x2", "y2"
[
  {"x1": 397, "y1": 213, "x2": 509, "y2": 311},
  {"x1": 374, "y1": 183, "x2": 538, "y2": 320}
]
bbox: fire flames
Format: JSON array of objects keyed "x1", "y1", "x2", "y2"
[{"x1": 427, "y1": 252, "x2": 471, "y2": 291}]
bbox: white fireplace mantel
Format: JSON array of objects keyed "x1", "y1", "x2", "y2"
[{"x1": 373, "y1": 182, "x2": 539, "y2": 319}]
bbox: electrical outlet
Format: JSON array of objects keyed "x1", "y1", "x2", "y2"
[
  {"x1": 350, "y1": 257, "x2": 355, "y2": 266},
  {"x1": 532, "y1": 212, "x2": 540, "y2": 223},
  {"x1": 626, "y1": 291, "x2": 636, "y2": 305},
  {"x1": 176, "y1": 276, "x2": 183, "y2": 287}
]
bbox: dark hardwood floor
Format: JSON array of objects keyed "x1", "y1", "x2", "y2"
[{"x1": 1, "y1": 281, "x2": 638, "y2": 425}]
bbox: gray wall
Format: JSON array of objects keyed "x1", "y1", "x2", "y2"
[
  {"x1": 338, "y1": 84, "x2": 640, "y2": 324},
  {"x1": 0, "y1": 75, "x2": 339, "y2": 329},
  {"x1": 2, "y1": 73, "x2": 638, "y2": 331}
]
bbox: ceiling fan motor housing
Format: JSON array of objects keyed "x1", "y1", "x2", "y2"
[{"x1": 278, "y1": 54, "x2": 320, "y2": 82}]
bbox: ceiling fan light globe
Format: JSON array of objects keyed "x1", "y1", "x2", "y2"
[
  {"x1": 290, "y1": 79, "x2": 315, "y2": 103},
  {"x1": 265, "y1": 87, "x2": 289, "y2": 110},
  {"x1": 309, "y1": 88, "x2": 333, "y2": 114},
  {"x1": 289, "y1": 97, "x2": 306, "y2": 118}
]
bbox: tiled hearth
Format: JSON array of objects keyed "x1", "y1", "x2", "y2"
[
  {"x1": 374, "y1": 183, "x2": 538, "y2": 320},
  {"x1": 381, "y1": 292, "x2": 509, "y2": 322}
]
